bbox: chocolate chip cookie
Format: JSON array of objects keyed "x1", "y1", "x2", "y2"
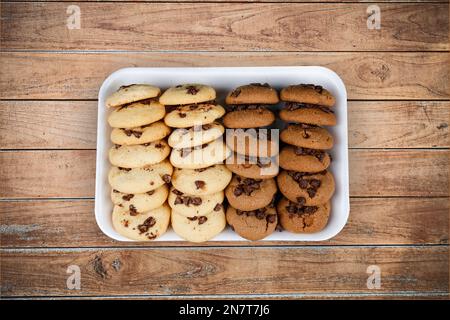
[
  {"x1": 225, "y1": 175, "x2": 277, "y2": 211},
  {"x1": 226, "y1": 205, "x2": 278, "y2": 241},
  {"x1": 277, "y1": 170, "x2": 335, "y2": 206},
  {"x1": 277, "y1": 197, "x2": 330, "y2": 233}
]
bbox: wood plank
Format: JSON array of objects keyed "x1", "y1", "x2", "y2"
[
  {"x1": 1, "y1": 52, "x2": 448, "y2": 100},
  {"x1": 6, "y1": 1, "x2": 445, "y2": 3},
  {"x1": 1, "y1": 3, "x2": 448, "y2": 51},
  {"x1": 1, "y1": 246, "x2": 447, "y2": 296},
  {"x1": 0, "y1": 198, "x2": 448, "y2": 247},
  {"x1": 1, "y1": 100, "x2": 448, "y2": 149},
  {"x1": 0, "y1": 150, "x2": 447, "y2": 198}
]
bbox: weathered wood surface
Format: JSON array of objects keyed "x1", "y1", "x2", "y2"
[
  {"x1": 1, "y1": 3, "x2": 448, "y2": 51},
  {"x1": 1, "y1": 53, "x2": 448, "y2": 100},
  {"x1": 0, "y1": 198, "x2": 448, "y2": 247},
  {"x1": 0, "y1": 100, "x2": 448, "y2": 149},
  {"x1": 1, "y1": 246, "x2": 447, "y2": 297}
]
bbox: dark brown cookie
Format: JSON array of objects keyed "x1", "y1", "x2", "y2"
[
  {"x1": 277, "y1": 170, "x2": 335, "y2": 206},
  {"x1": 279, "y1": 103, "x2": 336, "y2": 126},
  {"x1": 226, "y1": 83, "x2": 279, "y2": 105},
  {"x1": 279, "y1": 146, "x2": 331, "y2": 173},
  {"x1": 277, "y1": 197, "x2": 330, "y2": 233},
  {"x1": 226, "y1": 205, "x2": 278, "y2": 241},
  {"x1": 225, "y1": 175, "x2": 277, "y2": 211},
  {"x1": 281, "y1": 84, "x2": 335, "y2": 107},
  {"x1": 223, "y1": 107, "x2": 275, "y2": 128},
  {"x1": 226, "y1": 129, "x2": 279, "y2": 157},
  {"x1": 280, "y1": 124, "x2": 334, "y2": 150},
  {"x1": 225, "y1": 153, "x2": 278, "y2": 180}
]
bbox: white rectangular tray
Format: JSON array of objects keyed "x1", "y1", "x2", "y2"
[{"x1": 95, "y1": 66, "x2": 349, "y2": 242}]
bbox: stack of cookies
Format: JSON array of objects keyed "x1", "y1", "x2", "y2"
[
  {"x1": 223, "y1": 84, "x2": 279, "y2": 240},
  {"x1": 106, "y1": 84, "x2": 173, "y2": 241},
  {"x1": 160, "y1": 84, "x2": 232, "y2": 242},
  {"x1": 277, "y1": 84, "x2": 336, "y2": 233}
]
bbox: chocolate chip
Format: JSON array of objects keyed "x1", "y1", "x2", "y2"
[
  {"x1": 122, "y1": 194, "x2": 134, "y2": 201},
  {"x1": 302, "y1": 130, "x2": 310, "y2": 139},
  {"x1": 191, "y1": 197, "x2": 202, "y2": 206},
  {"x1": 307, "y1": 188, "x2": 317, "y2": 198},
  {"x1": 123, "y1": 220, "x2": 129, "y2": 228},
  {"x1": 213, "y1": 203, "x2": 222, "y2": 211},
  {"x1": 195, "y1": 180, "x2": 205, "y2": 189},
  {"x1": 146, "y1": 190, "x2": 155, "y2": 196},
  {"x1": 113, "y1": 189, "x2": 120, "y2": 193},
  {"x1": 162, "y1": 174, "x2": 171, "y2": 184},
  {"x1": 230, "y1": 88, "x2": 241, "y2": 97},
  {"x1": 198, "y1": 216, "x2": 208, "y2": 224},
  {"x1": 179, "y1": 112, "x2": 187, "y2": 118},
  {"x1": 137, "y1": 216, "x2": 156, "y2": 234},
  {"x1": 284, "y1": 102, "x2": 333, "y2": 113},
  {"x1": 114, "y1": 144, "x2": 121, "y2": 149},
  {"x1": 155, "y1": 143, "x2": 164, "y2": 149},
  {"x1": 186, "y1": 86, "x2": 199, "y2": 95},
  {"x1": 266, "y1": 214, "x2": 276, "y2": 224},
  {"x1": 129, "y1": 205, "x2": 138, "y2": 216},
  {"x1": 309, "y1": 179, "x2": 321, "y2": 189},
  {"x1": 147, "y1": 233, "x2": 157, "y2": 240},
  {"x1": 172, "y1": 189, "x2": 183, "y2": 196},
  {"x1": 187, "y1": 216, "x2": 198, "y2": 221},
  {"x1": 296, "y1": 197, "x2": 306, "y2": 206},
  {"x1": 298, "y1": 179, "x2": 308, "y2": 189},
  {"x1": 174, "y1": 196, "x2": 184, "y2": 205},
  {"x1": 194, "y1": 168, "x2": 208, "y2": 172},
  {"x1": 123, "y1": 129, "x2": 142, "y2": 138}
]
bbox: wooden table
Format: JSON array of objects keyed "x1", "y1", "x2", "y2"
[{"x1": 0, "y1": 1, "x2": 448, "y2": 300}]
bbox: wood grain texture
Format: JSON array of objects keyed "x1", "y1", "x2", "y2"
[
  {"x1": 1, "y1": 100, "x2": 448, "y2": 149},
  {"x1": 1, "y1": 246, "x2": 447, "y2": 296},
  {"x1": 1, "y1": 52, "x2": 448, "y2": 100},
  {"x1": 1, "y1": 3, "x2": 448, "y2": 51},
  {"x1": 0, "y1": 150, "x2": 447, "y2": 198},
  {"x1": 0, "y1": 198, "x2": 448, "y2": 247}
]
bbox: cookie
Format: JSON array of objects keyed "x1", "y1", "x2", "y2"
[
  {"x1": 168, "y1": 122, "x2": 224, "y2": 149},
  {"x1": 226, "y1": 129, "x2": 279, "y2": 158},
  {"x1": 277, "y1": 170, "x2": 335, "y2": 206},
  {"x1": 171, "y1": 164, "x2": 232, "y2": 196},
  {"x1": 279, "y1": 103, "x2": 336, "y2": 126},
  {"x1": 226, "y1": 205, "x2": 277, "y2": 241},
  {"x1": 112, "y1": 203, "x2": 170, "y2": 241},
  {"x1": 280, "y1": 124, "x2": 334, "y2": 150},
  {"x1": 106, "y1": 84, "x2": 161, "y2": 108},
  {"x1": 281, "y1": 84, "x2": 335, "y2": 107},
  {"x1": 170, "y1": 138, "x2": 230, "y2": 169},
  {"x1": 171, "y1": 207, "x2": 226, "y2": 243},
  {"x1": 225, "y1": 153, "x2": 278, "y2": 180},
  {"x1": 223, "y1": 107, "x2": 275, "y2": 128},
  {"x1": 277, "y1": 197, "x2": 330, "y2": 233},
  {"x1": 159, "y1": 84, "x2": 216, "y2": 105},
  {"x1": 168, "y1": 187, "x2": 224, "y2": 217},
  {"x1": 164, "y1": 103, "x2": 225, "y2": 128},
  {"x1": 109, "y1": 140, "x2": 170, "y2": 169},
  {"x1": 111, "y1": 184, "x2": 169, "y2": 214},
  {"x1": 110, "y1": 121, "x2": 171, "y2": 146},
  {"x1": 108, "y1": 99, "x2": 165, "y2": 128},
  {"x1": 225, "y1": 83, "x2": 279, "y2": 105},
  {"x1": 225, "y1": 175, "x2": 277, "y2": 211},
  {"x1": 279, "y1": 146, "x2": 331, "y2": 173},
  {"x1": 108, "y1": 159, "x2": 173, "y2": 194}
]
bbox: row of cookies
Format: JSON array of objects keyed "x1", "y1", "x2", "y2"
[
  {"x1": 223, "y1": 84, "x2": 280, "y2": 240},
  {"x1": 277, "y1": 84, "x2": 336, "y2": 233},
  {"x1": 160, "y1": 84, "x2": 231, "y2": 242},
  {"x1": 106, "y1": 85, "x2": 173, "y2": 241}
]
